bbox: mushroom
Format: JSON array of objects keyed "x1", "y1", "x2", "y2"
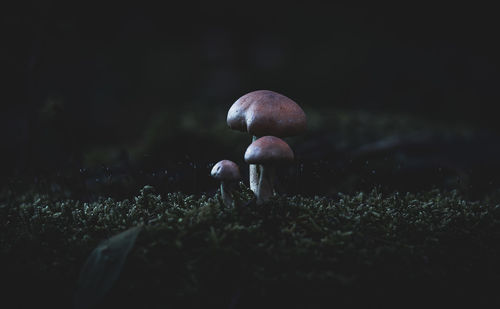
[
  {"x1": 210, "y1": 160, "x2": 241, "y2": 207},
  {"x1": 244, "y1": 136, "x2": 294, "y2": 204},
  {"x1": 227, "y1": 90, "x2": 306, "y2": 193}
]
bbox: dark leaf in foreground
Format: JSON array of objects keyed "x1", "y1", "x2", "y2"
[{"x1": 74, "y1": 225, "x2": 142, "y2": 309}]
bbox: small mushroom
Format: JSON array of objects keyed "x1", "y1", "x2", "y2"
[
  {"x1": 244, "y1": 136, "x2": 294, "y2": 204},
  {"x1": 211, "y1": 160, "x2": 241, "y2": 207},
  {"x1": 227, "y1": 90, "x2": 306, "y2": 193}
]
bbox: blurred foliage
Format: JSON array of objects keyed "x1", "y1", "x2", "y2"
[
  {"x1": 2, "y1": 2, "x2": 500, "y2": 180},
  {"x1": 5, "y1": 105, "x2": 499, "y2": 200}
]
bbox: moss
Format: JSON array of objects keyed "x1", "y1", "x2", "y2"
[{"x1": 2, "y1": 186, "x2": 500, "y2": 308}]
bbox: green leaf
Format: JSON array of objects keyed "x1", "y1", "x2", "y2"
[{"x1": 74, "y1": 225, "x2": 142, "y2": 309}]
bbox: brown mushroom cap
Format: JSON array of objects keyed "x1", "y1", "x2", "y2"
[
  {"x1": 227, "y1": 90, "x2": 307, "y2": 137},
  {"x1": 244, "y1": 136, "x2": 294, "y2": 164},
  {"x1": 211, "y1": 160, "x2": 241, "y2": 181}
]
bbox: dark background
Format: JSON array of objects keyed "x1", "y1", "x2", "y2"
[{"x1": 2, "y1": 2, "x2": 499, "y2": 197}]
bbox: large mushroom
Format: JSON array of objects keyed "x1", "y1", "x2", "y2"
[
  {"x1": 244, "y1": 136, "x2": 294, "y2": 204},
  {"x1": 211, "y1": 160, "x2": 241, "y2": 207},
  {"x1": 227, "y1": 90, "x2": 306, "y2": 193}
]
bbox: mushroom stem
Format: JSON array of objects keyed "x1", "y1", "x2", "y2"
[
  {"x1": 255, "y1": 164, "x2": 275, "y2": 204},
  {"x1": 220, "y1": 181, "x2": 237, "y2": 207},
  {"x1": 249, "y1": 136, "x2": 259, "y2": 193}
]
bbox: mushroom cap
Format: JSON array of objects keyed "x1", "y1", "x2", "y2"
[
  {"x1": 211, "y1": 160, "x2": 241, "y2": 181},
  {"x1": 227, "y1": 90, "x2": 307, "y2": 137},
  {"x1": 244, "y1": 136, "x2": 294, "y2": 164}
]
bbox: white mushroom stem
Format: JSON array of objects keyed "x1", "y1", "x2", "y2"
[
  {"x1": 249, "y1": 136, "x2": 259, "y2": 193},
  {"x1": 255, "y1": 164, "x2": 276, "y2": 204},
  {"x1": 220, "y1": 181, "x2": 237, "y2": 207}
]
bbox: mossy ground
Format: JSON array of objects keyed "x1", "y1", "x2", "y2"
[
  {"x1": 2, "y1": 185, "x2": 500, "y2": 308},
  {"x1": 3, "y1": 108, "x2": 500, "y2": 308}
]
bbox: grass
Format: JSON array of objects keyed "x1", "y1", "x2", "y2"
[{"x1": 2, "y1": 184, "x2": 500, "y2": 308}]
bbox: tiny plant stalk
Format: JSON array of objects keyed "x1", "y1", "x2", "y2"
[
  {"x1": 221, "y1": 181, "x2": 231, "y2": 206},
  {"x1": 255, "y1": 164, "x2": 276, "y2": 204},
  {"x1": 220, "y1": 181, "x2": 238, "y2": 207},
  {"x1": 249, "y1": 136, "x2": 259, "y2": 193}
]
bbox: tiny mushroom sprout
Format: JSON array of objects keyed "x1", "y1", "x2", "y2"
[
  {"x1": 211, "y1": 160, "x2": 241, "y2": 207},
  {"x1": 227, "y1": 90, "x2": 306, "y2": 193},
  {"x1": 244, "y1": 136, "x2": 294, "y2": 205}
]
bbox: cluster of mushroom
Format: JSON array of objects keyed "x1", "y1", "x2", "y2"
[{"x1": 211, "y1": 90, "x2": 307, "y2": 205}]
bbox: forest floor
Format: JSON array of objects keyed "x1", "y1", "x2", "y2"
[{"x1": 2, "y1": 108, "x2": 500, "y2": 308}]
